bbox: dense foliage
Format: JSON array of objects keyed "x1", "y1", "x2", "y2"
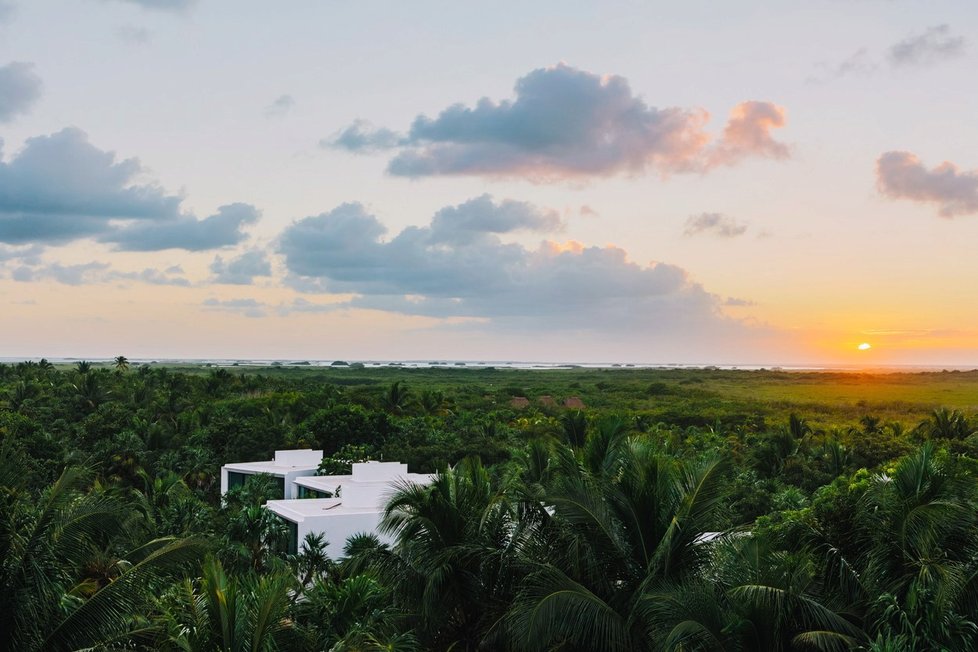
[{"x1": 3, "y1": 360, "x2": 978, "y2": 650}]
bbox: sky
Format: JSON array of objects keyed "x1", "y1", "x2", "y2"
[{"x1": 1, "y1": 0, "x2": 978, "y2": 365}]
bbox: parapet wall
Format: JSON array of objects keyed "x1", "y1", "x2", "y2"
[
  {"x1": 273, "y1": 449, "x2": 324, "y2": 467},
  {"x1": 352, "y1": 461, "x2": 408, "y2": 482}
]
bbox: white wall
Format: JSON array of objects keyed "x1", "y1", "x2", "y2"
[
  {"x1": 296, "y1": 511, "x2": 390, "y2": 558},
  {"x1": 282, "y1": 470, "x2": 318, "y2": 499},
  {"x1": 341, "y1": 481, "x2": 399, "y2": 509},
  {"x1": 351, "y1": 461, "x2": 407, "y2": 482},
  {"x1": 274, "y1": 449, "x2": 324, "y2": 466}
]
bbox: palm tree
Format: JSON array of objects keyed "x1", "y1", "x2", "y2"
[
  {"x1": 855, "y1": 444, "x2": 978, "y2": 647},
  {"x1": 419, "y1": 389, "x2": 448, "y2": 416},
  {"x1": 582, "y1": 414, "x2": 628, "y2": 474},
  {"x1": 787, "y1": 412, "x2": 813, "y2": 439},
  {"x1": 221, "y1": 475, "x2": 291, "y2": 573},
  {"x1": 156, "y1": 557, "x2": 296, "y2": 651},
  {"x1": 293, "y1": 532, "x2": 334, "y2": 590},
  {"x1": 791, "y1": 444, "x2": 978, "y2": 650},
  {"x1": 132, "y1": 468, "x2": 210, "y2": 537},
  {"x1": 644, "y1": 536, "x2": 865, "y2": 651},
  {"x1": 114, "y1": 355, "x2": 130, "y2": 373},
  {"x1": 73, "y1": 371, "x2": 108, "y2": 413},
  {"x1": 819, "y1": 438, "x2": 850, "y2": 477},
  {"x1": 859, "y1": 415, "x2": 882, "y2": 435},
  {"x1": 379, "y1": 457, "x2": 517, "y2": 650},
  {"x1": 223, "y1": 503, "x2": 289, "y2": 573},
  {"x1": 0, "y1": 461, "x2": 205, "y2": 652},
  {"x1": 75, "y1": 360, "x2": 92, "y2": 374},
  {"x1": 560, "y1": 410, "x2": 588, "y2": 447},
  {"x1": 919, "y1": 407, "x2": 974, "y2": 440},
  {"x1": 503, "y1": 439, "x2": 731, "y2": 650},
  {"x1": 754, "y1": 428, "x2": 800, "y2": 477},
  {"x1": 383, "y1": 381, "x2": 412, "y2": 414},
  {"x1": 4, "y1": 379, "x2": 37, "y2": 413},
  {"x1": 294, "y1": 573, "x2": 421, "y2": 651}
]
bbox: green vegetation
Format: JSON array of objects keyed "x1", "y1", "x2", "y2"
[{"x1": 3, "y1": 360, "x2": 978, "y2": 650}]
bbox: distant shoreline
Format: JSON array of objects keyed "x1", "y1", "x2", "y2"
[{"x1": 2, "y1": 357, "x2": 977, "y2": 374}]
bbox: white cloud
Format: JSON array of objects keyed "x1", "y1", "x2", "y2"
[
  {"x1": 279, "y1": 196, "x2": 749, "y2": 342},
  {"x1": 0, "y1": 128, "x2": 258, "y2": 249},
  {"x1": 210, "y1": 249, "x2": 272, "y2": 284},
  {"x1": 327, "y1": 64, "x2": 789, "y2": 182}
]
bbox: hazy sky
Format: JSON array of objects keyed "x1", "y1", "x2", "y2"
[{"x1": 2, "y1": 0, "x2": 977, "y2": 365}]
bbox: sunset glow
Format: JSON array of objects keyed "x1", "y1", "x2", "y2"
[{"x1": 1, "y1": 2, "x2": 977, "y2": 367}]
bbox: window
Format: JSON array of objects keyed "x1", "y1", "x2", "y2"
[
  {"x1": 298, "y1": 486, "x2": 324, "y2": 499},
  {"x1": 226, "y1": 472, "x2": 286, "y2": 499},
  {"x1": 283, "y1": 518, "x2": 299, "y2": 555}
]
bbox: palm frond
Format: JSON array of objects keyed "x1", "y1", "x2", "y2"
[{"x1": 42, "y1": 537, "x2": 205, "y2": 651}]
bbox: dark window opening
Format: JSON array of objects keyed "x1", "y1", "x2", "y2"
[
  {"x1": 283, "y1": 518, "x2": 298, "y2": 555},
  {"x1": 226, "y1": 472, "x2": 286, "y2": 499},
  {"x1": 227, "y1": 471, "x2": 248, "y2": 490}
]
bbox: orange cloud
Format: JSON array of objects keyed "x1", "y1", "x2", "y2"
[{"x1": 708, "y1": 101, "x2": 790, "y2": 168}]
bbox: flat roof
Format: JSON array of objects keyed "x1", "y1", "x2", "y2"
[
  {"x1": 293, "y1": 473, "x2": 434, "y2": 491},
  {"x1": 293, "y1": 475, "x2": 352, "y2": 490},
  {"x1": 223, "y1": 460, "x2": 321, "y2": 475},
  {"x1": 266, "y1": 498, "x2": 387, "y2": 521}
]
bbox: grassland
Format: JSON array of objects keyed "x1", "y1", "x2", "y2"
[{"x1": 68, "y1": 361, "x2": 978, "y2": 431}]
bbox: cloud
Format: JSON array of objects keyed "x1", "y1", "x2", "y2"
[
  {"x1": 12, "y1": 261, "x2": 110, "y2": 285},
  {"x1": 202, "y1": 297, "x2": 266, "y2": 318},
  {"x1": 811, "y1": 26, "x2": 965, "y2": 82},
  {"x1": 328, "y1": 64, "x2": 788, "y2": 181},
  {"x1": 117, "y1": 24, "x2": 152, "y2": 44},
  {"x1": 108, "y1": 0, "x2": 197, "y2": 11},
  {"x1": 279, "y1": 196, "x2": 745, "y2": 339},
  {"x1": 264, "y1": 94, "x2": 295, "y2": 118},
  {"x1": 7, "y1": 259, "x2": 191, "y2": 286},
  {"x1": 210, "y1": 249, "x2": 272, "y2": 284},
  {"x1": 889, "y1": 25, "x2": 966, "y2": 67},
  {"x1": 112, "y1": 266, "x2": 191, "y2": 286},
  {"x1": 724, "y1": 297, "x2": 756, "y2": 307},
  {"x1": 0, "y1": 62, "x2": 42, "y2": 122},
  {"x1": 708, "y1": 102, "x2": 789, "y2": 167},
  {"x1": 0, "y1": 128, "x2": 257, "y2": 249},
  {"x1": 427, "y1": 194, "x2": 562, "y2": 244},
  {"x1": 683, "y1": 213, "x2": 748, "y2": 238},
  {"x1": 279, "y1": 297, "x2": 341, "y2": 314},
  {"x1": 827, "y1": 48, "x2": 877, "y2": 78},
  {"x1": 876, "y1": 151, "x2": 978, "y2": 217},
  {"x1": 101, "y1": 203, "x2": 260, "y2": 251},
  {"x1": 325, "y1": 119, "x2": 401, "y2": 153},
  {"x1": 0, "y1": 128, "x2": 181, "y2": 243},
  {"x1": 200, "y1": 296, "x2": 344, "y2": 318},
  {"x1": 0, "y1": 243, "x2": 42, "y2": 263}
]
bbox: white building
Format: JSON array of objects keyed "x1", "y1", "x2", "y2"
[
  {"x1": 266, "y1": 461, "x2": 434, "y2": 556},
  {"x1": 220, "y1": 449, "x2": 324, "y2": 500}
]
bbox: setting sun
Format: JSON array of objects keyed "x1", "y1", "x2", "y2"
[{"x1": 858, "y1": 343, "x2": 872, "y2": 351}]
